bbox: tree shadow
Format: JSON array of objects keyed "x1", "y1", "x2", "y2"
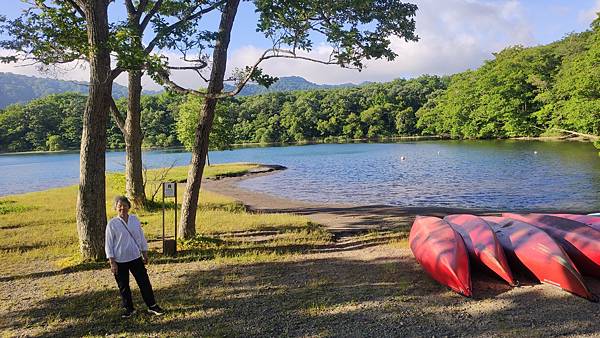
[
  {"x1": 0, "y1": 261, "x2": 106, "y2": 282},
  {"x1": 149, "y1": 231, "x2": 399, "y2": 265},
  {"x1": 0, "y1": 243, "x2": 48, "y2": 254},
  {"x1": 6, "y1": 254, "x2": 600, "y2": 337}
]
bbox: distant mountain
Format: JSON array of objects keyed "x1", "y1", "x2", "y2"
[
  {"x1": 0, "y1": 72, "x2": 360, "y2": 109},
  {"x1": 0, "y1": 72, "x2": 160, "y2": 109},
  {"x1": 225, "y1": 76, "x2": 358, "y2": 96}
]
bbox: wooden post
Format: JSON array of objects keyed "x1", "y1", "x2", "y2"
[
  {"x1": 162, "y1": 182, "x2": 177, "y2": 256},
  {"x1": 174, "y1": 183, "x2": 178, "y2": 242},
  {"x1": 162, "y1": 183, "x2": 165, "y2": 253}
]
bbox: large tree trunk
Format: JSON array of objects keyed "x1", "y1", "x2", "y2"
[
  {"x1": 125, "y1": 70, "x2": 146, "y2": 209},
  {"x1": 179, "y1": 0, "x2": 240, "y2": 238},
  {"x1": 76, "y1": 0, "x2": 112, "y2": 260}
]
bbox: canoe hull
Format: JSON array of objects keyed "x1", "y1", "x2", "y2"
[
  {"x1": 484, "y1": 216, "x2": 595, "y2": 301},
  {"x1": 551, "y1": 214, "x2": 600, "y2": 232},
  {"x1": 445, "y1": 214, "x2": 516, "y2": 286},
  {"x1": 503, "y1": 213, "x2": 600, "y2": 278},
  {"x1": 410, "y1": 216, "x2": 472, "y2": 297}
]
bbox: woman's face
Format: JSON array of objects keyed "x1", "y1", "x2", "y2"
[{"x1": 116, "y1": 201, "x2": 130, "y2": 217}]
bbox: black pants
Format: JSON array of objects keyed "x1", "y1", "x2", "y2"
[{"x1": 113, "y1": 257, "x2": 157, "y2": 310}]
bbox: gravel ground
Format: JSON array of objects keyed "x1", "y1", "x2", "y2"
[{"x1": 1, "y1": 242, "x2": 599, "y2": 337}]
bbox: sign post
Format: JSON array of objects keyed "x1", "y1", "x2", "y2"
[{"x1": 162, "y1": 182, "x2": 178, "y2": 256}]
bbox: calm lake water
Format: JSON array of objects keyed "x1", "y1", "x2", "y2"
[{"x1": 1, "y1": 141, "x2": 599, "y2": 211}]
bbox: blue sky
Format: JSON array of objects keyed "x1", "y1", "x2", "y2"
[{"x1": 1, "y1": 0, "x2": 599, "y2": 90}]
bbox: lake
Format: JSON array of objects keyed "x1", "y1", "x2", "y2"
[{"x1": 1, "y1": 140, "x2": 599, "y2": 211}]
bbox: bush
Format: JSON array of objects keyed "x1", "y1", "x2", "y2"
[{"x1": 46, "y1": 135, "x2": 64, "y2": 151}]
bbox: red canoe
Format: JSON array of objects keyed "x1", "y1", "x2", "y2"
[
  {"x1": 444, "y1": 214, "x2": 516, "y2": 286},
  {"x1": 409, "y1": 216, "x2": 472, "y2": 297},
  {"x1": 551, "y1": 214, "x2": 600, "y2": 232},
  {"x1": 503, "y1": 213, "x2": 600, "y2": 278},
  {"x1": 483, "y1": 216, "x2": 595, "y2": 301}
]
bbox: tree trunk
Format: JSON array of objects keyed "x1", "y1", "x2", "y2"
[
  {"x1": 179, "y1": 0, "x2": 240, "y2": 238},
  {"x1": 76, "y1": 0, "x2": 112, "y2": 261},
  {"x1": 125, "y1": 70, "x2": 146, "y2": 209}
]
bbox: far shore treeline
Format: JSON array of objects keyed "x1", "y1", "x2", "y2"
[{"x1": 1, "y1": 19, "x2": 599, "y2": 154}]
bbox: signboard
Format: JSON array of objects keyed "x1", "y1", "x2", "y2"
[
  {"x1": 163, "y1": 182, "x2": 176, "y2": 198},
  {"x1": 162, "y1": 181, "x2": 178, "y2": 256}
]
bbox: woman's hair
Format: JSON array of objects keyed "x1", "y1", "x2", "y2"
[{"x1": 114, "y1": 195, "x2": 131, "y2": 209}]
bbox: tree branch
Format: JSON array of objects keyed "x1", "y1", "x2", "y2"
[
  {"x1": 109, "y1": 67, "x2": 125, "y2": 82},
  {"x1": 156, "y1": 46, "x2": 357, "y2": 99},
  {"x1": 144, "y1": 0, "x2": 226, "y2": 54},
  {"x1": 124, "y1": 0, "x2": 136, "y2": 16},
  {"x1": 109, "y1": 97, "x2": 127, "y2": 135},
  {"x1": 155, "y1": 68, "x2": 207, "y2": 97},
  {"x1": 220, "y1": 48, "x2": 352, "y2": 98},
  {"x1": 63, "y1": 0, "x2": 86, "y2": 18},
  {"x1": 140, "y1": 0, "x2": 162, "y2": 32},
  {"x1": 551, "y1": 128, "x2": 600, "y2": 140}
]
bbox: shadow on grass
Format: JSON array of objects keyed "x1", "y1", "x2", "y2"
[
  {"x1": 148, "y1": 230, "x2": 396, "y2": 265},
  {"x1": 5, "y1": 254, "x2": 600, "y2": 337},
  {"x1": 0, "y1": 225, "x2": 391, "y2": 282},
  {"x1": 0, "y1": 224, "x2": 25, "y2": 230},
  {"x1": 0, "y1": 261, "x2": 106, "y2": 282},
  {"x1": 0, "y1": 243, "x2": 49, "y2": 254},
  {"x1": 142, "y1": 200, "x2": 246, "y2": 213}
]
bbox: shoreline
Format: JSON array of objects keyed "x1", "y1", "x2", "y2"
[
  {"x1": 1, "y1": 135, "x2": 596, "y2": 156},
  {"x1": 202, "y1": 166, "x2": 598, "y2": 238}
]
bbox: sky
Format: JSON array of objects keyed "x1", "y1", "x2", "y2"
[{"x1": 0, "y1": 0, "x2": 599, "y2": 90}]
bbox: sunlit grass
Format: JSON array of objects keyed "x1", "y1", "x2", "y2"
[{"x1": 0, "y1": 162, "x2": 327, "y2": 275}]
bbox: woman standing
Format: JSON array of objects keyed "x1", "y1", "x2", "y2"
[{"x1": 105, "y1": 196, "x2": 165, "y2": 318}]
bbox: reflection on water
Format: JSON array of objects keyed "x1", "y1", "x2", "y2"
[{"x1": 1, "y1": 141, "x2": 599, "y2": 211}]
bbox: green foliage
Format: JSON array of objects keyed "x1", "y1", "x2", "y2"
[
  {"x1": 176, "y1": 95, "x2": 200, "y2": 150},
  {"x1": 0, "y1": 200, "x2": 32, "y2": 215},
  {"x1": 46, "y1": 135, "x2": 64, "y2": 151},
  {"x1": 254, "y1": 0, "x2": 418, "y2": 69},
  {"x1": 0, "y1": 2, "x2": 87, "y2": 65},
  {"x1": 177, "y1": 95, "x2": 237, "y2": 151},
  {"x1": 140, "y1": 92, "x2": 183, "y2": 148},
  {"x1": 544, "y1": 24, "x2": 600, "y2": 135},
  {"x1": 0, "y1": 93, "x2": 87, "y2": 152}
]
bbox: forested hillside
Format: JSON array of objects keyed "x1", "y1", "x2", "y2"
[
  {"x1": 0, "y1": 72, "x2": 132, "y2": 108},
  {"x1": 225, "y1": 76, "x2": 357, "y2": 96},
  {"x1": 1, "y1": 18, "x2": 599, "y2": 153},
  {"x1": 0, "y1": 73, "x2": 353, "y2": 109},
  {"x1": 416, "y1": 23, "x2": 600, "y2": 139}
]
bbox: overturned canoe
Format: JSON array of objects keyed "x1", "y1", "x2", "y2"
[
  {"x1": 410, "y1": 216, "x2": 472, "y2": 297},
  {"x1": 445, "y1": 214, "x2": 516, "y2": 286},
  {"x1": 503, "y1": 213, "x2": 600, "y2": 278},
  {"x1": 551, "y1": 214, "x2": 600, "y2": 232},
  {"x1": 484, "y1": 216, "x2": 595, "y2": 301}
]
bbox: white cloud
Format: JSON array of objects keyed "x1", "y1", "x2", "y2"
[
  {"x1": 0, "y1": 0, "x2": 542, "y2": 88},
  {"x1": 0, "y1": 49, "x2": 90, "y2": 81},
  {"x1": 578, "y1": 0, "x2": 600, "y2": 25},
  {"x1": 226, "y1": 0, "x2": 536, "y2": 84}
]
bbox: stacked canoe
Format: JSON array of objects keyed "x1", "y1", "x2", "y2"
[{"x1": 409, "y1": 213, "x2": 600, "y2": 301}]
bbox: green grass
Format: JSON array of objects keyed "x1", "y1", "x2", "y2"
[{"x1": 0, "y1": 162, "x2": 328, "y2": 275}]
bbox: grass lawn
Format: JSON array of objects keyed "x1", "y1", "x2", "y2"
[{"x1": 0, "y1": 163, "x2": 330, "y2": 275}]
